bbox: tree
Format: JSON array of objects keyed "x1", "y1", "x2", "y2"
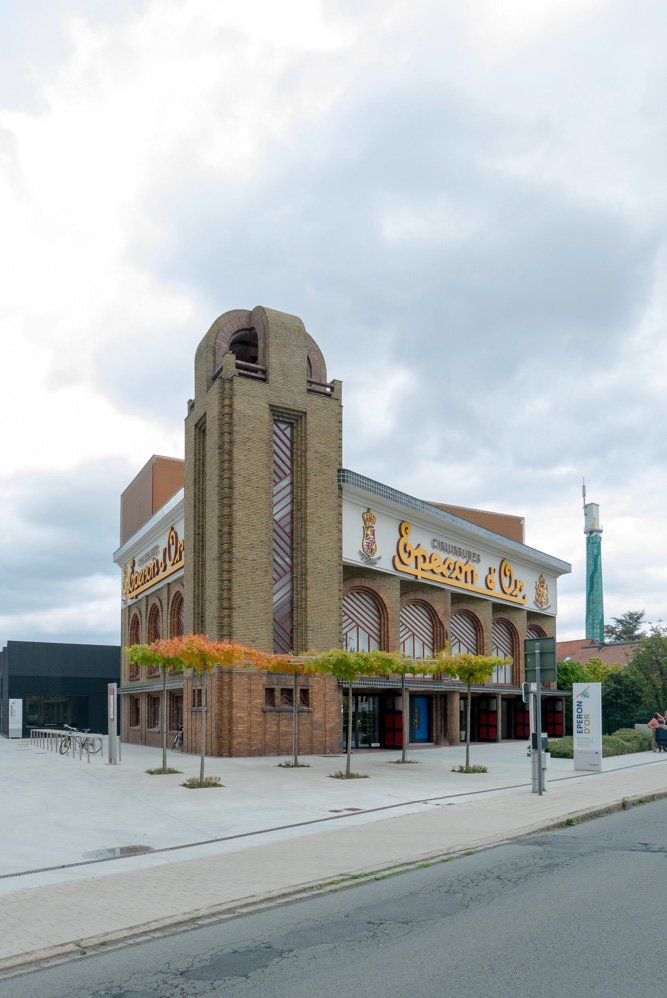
[
  {"x1": 450, "y1": 654, "x2": 506, "y2": 769},
  {"x1": 313, "y1": 649, "x2": 394, "y2": 776},
  {"x1": 132, "y1": 635, "x2": 273, "y2": 786},
  {"x1": 557, "y1": 659, "x2": 593, "y2": 692},
  {"x1": 601, "y1": 669, "x2": 651, "y2": 734},
  {"x1": 264, "y1": 655, "x2": 326, "y2": 767},
  {"x1": 604, "y1": 610, "x2": 646, "y2": 643},
  {"x1": 627, "y1": 626, "x2": 667, "y2": 714},
  {"x1": 125, "y1": 643, "x2": 182, "y2": 773}
]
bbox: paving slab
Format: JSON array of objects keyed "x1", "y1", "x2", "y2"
[{"x1": 1, "y1": 736, "x2": 666, "y2": 973}]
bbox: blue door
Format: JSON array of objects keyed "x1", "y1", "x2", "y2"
[{"x1": 410, "y1": 695, "x2": 430, "y2": 742}]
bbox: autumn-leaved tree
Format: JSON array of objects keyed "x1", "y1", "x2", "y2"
[
  {"x1": 125, "y1": 642, "x2": 183, "y2": 773},
  {"x1": 129, "y1": 634, "x2": 274, "y2": 785}
]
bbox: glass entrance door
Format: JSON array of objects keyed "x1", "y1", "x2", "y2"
[{"x1": 343, "y1": 694, "x2": 380, "y2": 749}]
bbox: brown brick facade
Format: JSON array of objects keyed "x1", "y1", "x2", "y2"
[{"x1": 117, "y1": 306, "x2": 566, "y2": 755}]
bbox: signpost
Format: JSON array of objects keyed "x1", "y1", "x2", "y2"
[
  {"x1": 108, "y1": 682, "x2": 120, "y2": 765},
  {"x1": 524, "y1": 637, "x2": 556, "y2": 796}
]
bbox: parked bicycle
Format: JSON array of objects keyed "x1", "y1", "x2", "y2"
[
  {"x1": 58, "y1": 723, "x2": 103, "y2": 756},
  {"x1": 171, "y1": 725, "x2": 183, "y2": 751}
]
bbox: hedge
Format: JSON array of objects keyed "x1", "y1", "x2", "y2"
[{"x1": 547, "y1": 728, "x2": 652, "y2": 760}]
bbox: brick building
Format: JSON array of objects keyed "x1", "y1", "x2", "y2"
[{"x1": 114, "y1": 306, "x2": 571, "y2": 756}]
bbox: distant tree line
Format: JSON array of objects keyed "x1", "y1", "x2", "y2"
[{"x1": 558, "y1": 616, "x2": 667, "y2": 734}]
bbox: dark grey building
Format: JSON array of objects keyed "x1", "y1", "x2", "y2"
[{"x1": 0, "y1": 641, "x2": 120, "y2": 738}]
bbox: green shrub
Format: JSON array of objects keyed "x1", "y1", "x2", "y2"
[
  {"x1": 602, "y1": 735, "x2": 636, "y2": 757},
  {"x1": 610, "y1": 728, "x2": 652, "y2": 752},
  {"x1": 547, "y1": 729, "x2": 651, "y2": 760},
  {"x1": 548, "y1": 736, "x2": 573, "y2": 758}
]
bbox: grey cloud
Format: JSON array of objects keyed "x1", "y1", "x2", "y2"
[{"x1": 0, "y1": 461, "x2": 130, "y2": 642}]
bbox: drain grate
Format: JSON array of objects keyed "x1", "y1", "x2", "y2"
[{"x1": 82, "y1": 845, "x2": 154, "y2": 860}]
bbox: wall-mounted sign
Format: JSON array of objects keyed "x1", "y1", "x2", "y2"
[
  {"x1": 122, "y1": 522, "x2": 184, "y2": 601},
  {"x1": 342, "y1": 499, "x2": 560, "y2": 614}
]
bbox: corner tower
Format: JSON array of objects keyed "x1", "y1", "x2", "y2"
[{"x1": 184, "y1": 307, "x2": 343, "y2": 654}]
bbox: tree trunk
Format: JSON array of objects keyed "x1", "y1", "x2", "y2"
[
  {"x1": 199, "y1": 670, "x2": 207, "y2": 785},
  {"x1": 292, "y1": 672, "x2": 299, "y2": 766},
  {"x1": 466, "y1": 682, "x2": 472, "y2": 769},
  {"x1": 346, "y1": 684, "x2": 353, "y2": 776},
  {"x1": 161, "y1": 667, "x2": 167, "y2": 772},
  {"x1": 401, "y1": 674, "x2": 409, "y2": 763}
]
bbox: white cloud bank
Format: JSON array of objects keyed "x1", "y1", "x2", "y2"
[{"x1": 2, "y1": 0, "x2": 666, "y2": 647}]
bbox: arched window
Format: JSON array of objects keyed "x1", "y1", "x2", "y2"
[
  {"x1": 147, "y1": 604, "x2": 162, "y2": 675},
  {"x1": 128, "y1": 613, "x2": 141, "y2": 680},
  {"x1": 170, "y1": 591, "x2": 184, "y2": 637},
  {"x1": 400, "y1": 602, "x2": 434, "y2": 659},
  {"x1": 491, "y1": 619, "x2": 515, "y2": 684},
  {"x1": 129, "y1": 613, "x2": 140, "y2": 645},
  {"x1": 450, "y1": 610, "x2": 480, "y2": 654},
  {"x1": 147, "y1": 603, "x2": 161, "y2": 643},
  {"x1": 343, "y1": 590, "x2": 382, "y2": 652},
  {"x1": 526, "y1": 625, "x2": 547, "y2": 640},
  {"x1": 229, "y1": 328, "x2": 259, "y2": 365}
]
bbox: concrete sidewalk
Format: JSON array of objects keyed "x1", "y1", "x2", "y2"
[{"x1": 1, "y1": 737, "x2": 666, "y2": 973}]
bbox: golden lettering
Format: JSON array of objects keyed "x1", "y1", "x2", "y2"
[
  {"x1": 123, "y1": 526, "x2": 185, "y2": 600},
  {"x1": 498, "y1": 559, "x2": 526, "y2": 601},
  {"x1": 393, "y1": 522, "x2": 478, "y2": 588},
  {"x1": 392, "y1": 522, "x2": 527, "y2": 605}
]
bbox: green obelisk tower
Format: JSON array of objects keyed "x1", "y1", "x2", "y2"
[{"x1": 583, "y1": 482, "x2": 604, "y2": 642}]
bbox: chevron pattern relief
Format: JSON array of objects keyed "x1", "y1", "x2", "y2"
[
  {"x1": 343, "y1": 590, "x2": 381, "y2": 652},
  {"x1": 450, "y1": 610, "x2": 479, "y2": 654},
  {"x1": 491, "y1": 619, "x2": 514, "y2": 683},
  {"x1": 399, "y1": 602, "x2": 434, "y2": 659},
  {"x1": 272, "y1": 419, "x2": 294, "y2": 653}
]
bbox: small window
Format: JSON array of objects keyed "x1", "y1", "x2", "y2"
[
  {"x1": 169, "y1": 692, "x2": 183, "y2": 728},
  {"x1": 192, "y1": 687, "x2": 202, "y2": 708},
  {"x1": 265, "y1": 688, "x2": 276, "y2": 707},
  {"x1": 280, "y1": 688, "x2": 294, "y2": 707},
  {"x1": 130, "y1": 697, "x2": 140, "y2": 728},
  {"x1": 299, "y1": 688, "x2": 310, "y2": 708},
  {"x1": 149, "y1": 695, "x2": 160, "y2": 729},
  {"x1": 128, "y1": 661, "x2": 140, "y2": 681}
]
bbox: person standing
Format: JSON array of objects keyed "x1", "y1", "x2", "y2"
[{"x1": 648, "y1": 712, "x2": 664, "y2": 751}]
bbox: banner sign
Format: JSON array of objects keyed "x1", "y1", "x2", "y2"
[
  {"x1": 573, "y1": 682, "x2": 602, "y2": 772},
  {"x1": 342, "y1": 499, "x2": 561, "y2": 615}
]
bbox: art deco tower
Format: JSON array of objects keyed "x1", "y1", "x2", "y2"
[{"x1": 184, "y1": 306, "x2": 343, "y2": 654}]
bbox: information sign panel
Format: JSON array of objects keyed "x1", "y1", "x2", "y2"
[
  {"x1": 573, "y1": 682, "x2": 602, "y2": 772},
  {"x1": 8, "y1": 699, "x2": 23, "y2": 738}
]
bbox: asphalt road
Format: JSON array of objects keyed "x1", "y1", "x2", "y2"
[{"x1": 3, "y1": 798, "x2": 667, "y2": 998}]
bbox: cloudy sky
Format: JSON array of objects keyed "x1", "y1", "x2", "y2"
[{"x1": 2, "y1": 0, "x2": 665, "y2": 649}]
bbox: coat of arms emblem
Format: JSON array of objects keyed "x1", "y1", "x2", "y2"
[
  {"x1": 359, "y1": 508, "x2": 381, "y2": 566},
  {"x1": 534, "y1": 574, "x2": 550, "y2": 609}
]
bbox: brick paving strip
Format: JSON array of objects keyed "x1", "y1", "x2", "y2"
[{"x1": 1, "y1": 761, "x2": 666, "y2": 973}]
